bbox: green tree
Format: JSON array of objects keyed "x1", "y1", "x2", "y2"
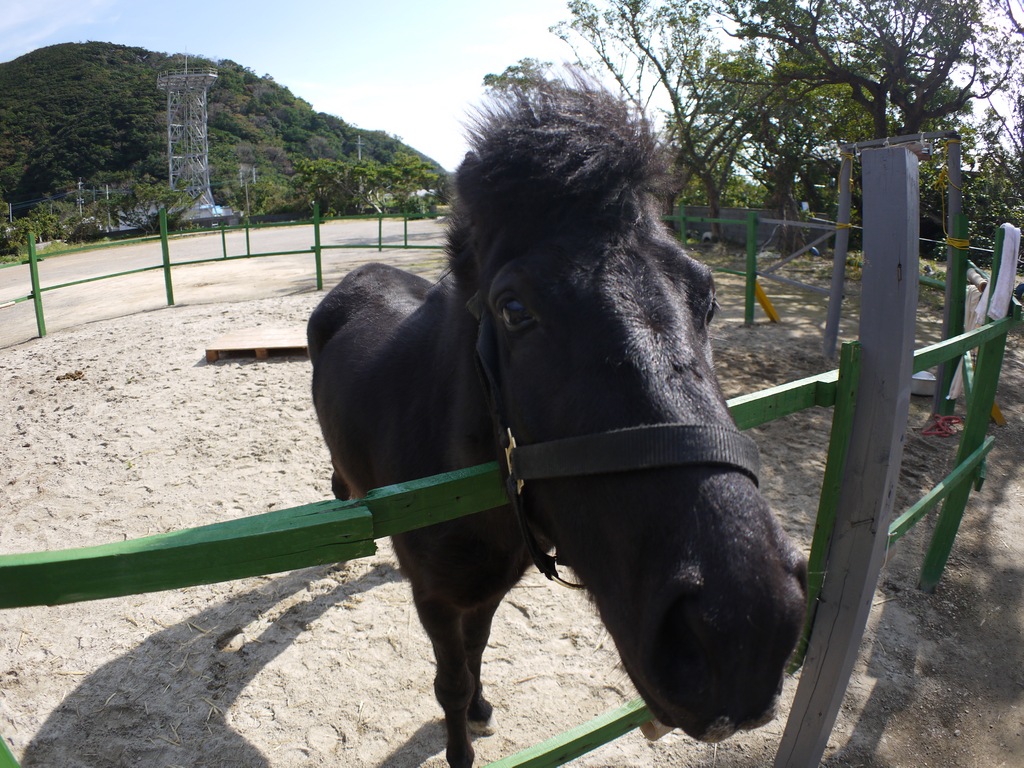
[
  {"x1": 965, "y1": 84, "x2": 1024, "y2": 248},
  {"x1": 724, "y1": 0, "x2": 1021, "y2": 139},
  {"x1": 343, "y1": 154, "x2": 437, "y2": 214},
  {"x1": 731, "y1": 51, "x2": 873, "y2": 228},
  {"x1": 293, "y1": 154, "x2": 439, "y2": 215},
  {"x1": 292, "y1": 158, "x2": 349, "y2": 214},
  {"x1": 113, "y1": 179, "x2": 193, "y2": 233},
  {"x1": 483, "y1": 58, "x2": 554, "y2": 91},
  {"x1": 240, "y1": 177, "x2": 293, "y2": 217},
  {"x1": 20, "y1": 204, "x2": 63, "y2": 243},
  {"x1": 555, "y1": 0, "x2": 759, "y2": 222},
  {"x1": 377, "y1": 153, "x2": 439, "y2": 213}
]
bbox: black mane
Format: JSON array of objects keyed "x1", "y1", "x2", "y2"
[{"x1": 448, "y1": 76, "x2": 667, "y2": 277}]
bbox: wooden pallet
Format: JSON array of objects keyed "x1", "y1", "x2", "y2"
[{"x1": 205, "y1": 327, "x2": 308, "y2": 362}]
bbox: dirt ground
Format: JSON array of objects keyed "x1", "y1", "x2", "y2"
[{"x1": 0, "y1": 236, "x2": 1022, "y2": 767}]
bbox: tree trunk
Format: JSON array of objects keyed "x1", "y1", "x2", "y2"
[
  {"x1": 765, "y1": 162, "x2": 805, "y2": 253},
  {"x1": 704, "y1": 180, "x2": 722, "y2": 241}
]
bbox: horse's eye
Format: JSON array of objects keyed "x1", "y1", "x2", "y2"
[
  {"x1": 500, "y1": 298, "x2": 534, "y2": 331},
  {"x1": 706, "y1": 298, "x2": 719, "y2": 325}
]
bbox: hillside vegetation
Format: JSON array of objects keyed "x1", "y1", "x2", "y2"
[{"x1": 0, "y1": 42, "x2": 443, "y2": 225}]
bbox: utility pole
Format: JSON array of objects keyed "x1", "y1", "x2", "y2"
[{"x1": 239, "y1": 165, "x2": 251, "y2": 217}]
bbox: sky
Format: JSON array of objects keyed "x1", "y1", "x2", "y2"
[{"x1": 0, "y1": 0, "x2": 581, "y2": 171}]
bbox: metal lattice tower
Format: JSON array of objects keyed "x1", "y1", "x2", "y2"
[{"x1": 157, "y1": 65, "x2": 218, "y2": 209}]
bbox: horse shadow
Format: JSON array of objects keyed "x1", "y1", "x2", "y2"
[{"x1": 20, "y1": 562, "x2": 405, "y2": 768}]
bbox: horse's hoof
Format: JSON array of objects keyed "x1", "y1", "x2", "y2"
[{"x1": 468, "y1": 712, "x2": 497, "y2": 736}]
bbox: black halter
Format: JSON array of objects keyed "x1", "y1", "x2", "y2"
[{"x1": 471, "y1": 298, "x2": 761, "y2": 589}]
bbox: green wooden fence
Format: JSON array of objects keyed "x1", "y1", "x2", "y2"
[
  {"x1": 7, "y1": 204, "x2": 445, "y2": 341},
  {"x1": 0, "y1": 299, "x2": 1017, "y2": 766},
  {"x1": 2, "y1": 193, "x2": 1019, "y2": 764}
]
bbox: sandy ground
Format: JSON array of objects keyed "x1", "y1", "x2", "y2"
[{"x1": 0, "y1": 233, "x2": 1022, "y2": 767}]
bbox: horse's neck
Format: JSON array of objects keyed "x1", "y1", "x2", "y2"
[{"x1": 435, "y1": 279, "x2": 500, "y2": 467}]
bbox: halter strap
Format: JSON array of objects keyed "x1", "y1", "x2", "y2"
[
  {"x1": 471, "y1": 297, "x2": 761, "y2": 588},
  {"x1": 509, "y1": 423, "x2": 759, "y2": 486}
]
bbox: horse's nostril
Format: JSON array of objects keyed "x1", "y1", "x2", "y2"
[{"x1": 653, "y1": 595, "x2": 713, "y2": 699}]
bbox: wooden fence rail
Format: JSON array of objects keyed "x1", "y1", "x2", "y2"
[
  {"x1": 7, "y1": 204, "x2": 444, "y2": 342},
  {"x1": 0, "y1": 463, "x2": 504, "y2": 610},
  {"x1": 1, "y1": 309, "x2": 1017, "y2": 767}
]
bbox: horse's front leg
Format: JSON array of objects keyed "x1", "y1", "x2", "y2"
[
  {"x1": 415, "y1": 596, "x2": 478, "y2": 768},
  {"x1": 463, "y1": 597, "x2": 502, "y2": 735}
]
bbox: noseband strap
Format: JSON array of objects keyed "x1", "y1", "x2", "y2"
[
  {"x1": 509, "y1": 423, "x2": 759, "y2": 486},
  {"x1": 471, "y1": 299, "x2": 761, "y2": 588}
]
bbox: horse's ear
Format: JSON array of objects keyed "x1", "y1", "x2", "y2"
[
  {"x1": 457, "y1": 151, "x2": 479, "y2": 170},
  {"x1": 465, "y1": 292, "x2": 485, "y2": 320},
  {"x1": 454, "y1": 151, "x2": 484, "y2": 205}
]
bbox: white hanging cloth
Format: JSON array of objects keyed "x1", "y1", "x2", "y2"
[
  {"x1": 947, "y1": 285, "x2": 983, "y2": 401},
  {"x1": 975, "y1": 223, "x2": 1021, "y2": 324}
]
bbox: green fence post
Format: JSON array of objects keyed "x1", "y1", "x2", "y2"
[
  {"x1": 745, "y1": 211, "x2": 758, "y2": 325},
  {"x1": 159, "y1": 207, "x2": 174, "y2": 306},
  {"x1": 27, "y1": 234, "x2": 46, "y2": 339},
  {"x1": 244, "y1": 217, "x2": 251, "y2": 257},
  {"x1": 788, "y1": 341, "x2": 861, "y2": 672},
  {"x1": 677, "y1": 203, "x2": 687, "y2": 244},
  {"x1": 919, "y1": 225, "x2": 1009, "y2": 591},
  {"x1": 378, "y1": 214, "x2": 383, "y2": 252},
  {"x1": 404, "y1": 214, "x2": 409, "y2": 248},
  {"x1": 936, "y1": 213, "x2": 969, "y2": 415},
  {"x1": 220, "y1": 222, "x2": 228, "y2": 259},
  {"x1": 312, "y1": 202, "x2": 323, "y2": 291},
  {"x1": 919, "y1": 329, "x2": 1008, "y2": 591}
]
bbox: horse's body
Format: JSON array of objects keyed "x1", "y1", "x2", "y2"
[{"x1": 309, "y1": 79, "x2": 807, "y2": 768}]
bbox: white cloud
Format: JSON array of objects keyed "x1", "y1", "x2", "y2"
[{"x1": 0, "y1": 0, "x2": 119, "y2": 62}]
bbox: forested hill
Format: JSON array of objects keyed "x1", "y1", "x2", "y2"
[{"x1": 0, "y1": 41, "x2": 441, "y2": 208}]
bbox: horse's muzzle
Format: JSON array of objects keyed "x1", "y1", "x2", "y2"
[{"x1": 637, "y1": 544, "x2": 806, "y2": 743}]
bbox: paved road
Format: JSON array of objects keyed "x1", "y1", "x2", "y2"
[{"x1": 0, "y1": 218, "x2": 448, "y2": 349}]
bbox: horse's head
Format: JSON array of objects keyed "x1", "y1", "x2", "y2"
[{"x1": 449, "y1": 77, "x2": 807, "y2": 741}]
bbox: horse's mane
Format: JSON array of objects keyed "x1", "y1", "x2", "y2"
[{"x1": 448, "y1": 75, "x2": 667, "y2": 269}]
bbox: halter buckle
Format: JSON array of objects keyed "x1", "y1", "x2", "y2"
[{"x1": 504, "y1": 428, "x2": 524, "y2": 495}]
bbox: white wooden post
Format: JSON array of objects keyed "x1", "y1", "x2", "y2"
[
  {"x1": 775, "y1": 146, "x2": 920, "y2": 766},
  {"x1": 822, "y1": 147, "x2": 854, "y2": 359}
]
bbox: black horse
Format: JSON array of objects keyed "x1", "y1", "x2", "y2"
[{"x1": 308, "y1": 78, "x2": 807, "y2": 768}]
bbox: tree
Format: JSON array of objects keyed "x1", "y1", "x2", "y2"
[
  {"x1": 346, "y1": 154, "x2": 439, "y2": 214},
  {"x1": 731, "y1": 50, "x2": 874, "y2": 228},
  {"x1": 292, "y1": 158, "x2": 349, "y2": 214},
  {"x1": 555, "y1": 0, "x2": 759, "y2": 222},
  {"x1": 380, "y1": 153, "x2": 440, "y2": 213},
  {"x1": 996, "y1": 0, "x2": 1024, "y2": 224},
  {"x1": 1006, "y1": 0, "x2": 1024, "y2": 36},
  {"x1": 113, "y1": 179, "x2": 192, "y2": 233},
  {"x1": 292, "y1": 154, "x2": 439, "y2": 216},
  {"x1": 724, "y1": 0, "x2": 1021, "y2": 139},
  {"x1": 483, "y1": 58, "x2": 554, "y2": 92},
  {"x1": 969, "y1": 76, "x2": 1024, "y2": 246}
]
